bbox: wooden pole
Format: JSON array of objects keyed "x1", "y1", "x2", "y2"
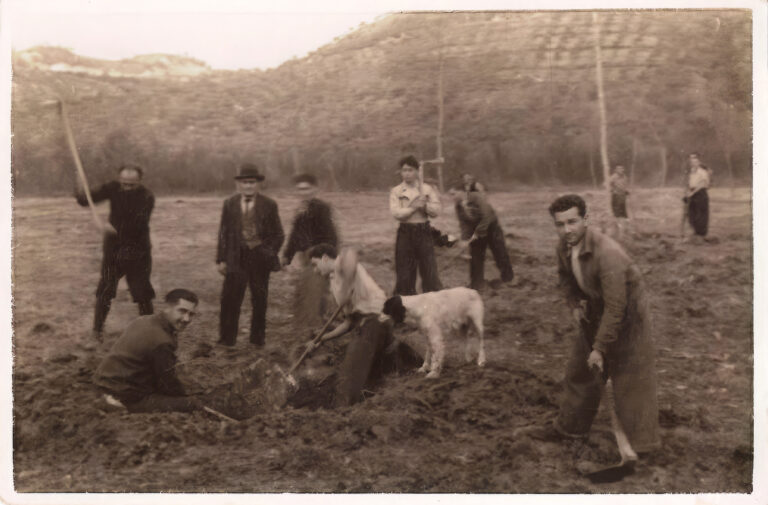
[
  {"x1": 59, "y1": 101, "x2": 104, "y2": 232},
  {"x1": 436, "y1": 54, "x2": 445, "y2": 193},
  {"x1": 588, "y1": 133, "x2": 598, "y2": 188},
  {"x1": 592, "y1": 12, "x2": 611, "y2": 190}
]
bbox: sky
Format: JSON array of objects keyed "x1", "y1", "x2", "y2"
[{"x1": 6, "y1": 1, "x2": 388, "y2": 70}]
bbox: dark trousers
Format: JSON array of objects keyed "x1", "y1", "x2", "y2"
[
  {"x1": 556, "y1": 324, "x2": 602, "y2": 436},
  {"x1": 394, "y1": 222, "x2": 442, "y2": 296},
  {"x1": 93, "y1": 245, "x2": 155, "y2": 332},
  {"x1": 468, "y1": 220, "x2": 514, "y2": 289},
  {"x1": 219, "y1": 246, "x2": 271, "y2": 345},
  {"x1": 611, "y1": 193, "x2": 628, "y2": 218},
  {"x1": 688, "y1": 189, "x2": 709, "y2": 236},
  {"x1": 334, "y1": 317, "x2": 392, "y2": 407}
]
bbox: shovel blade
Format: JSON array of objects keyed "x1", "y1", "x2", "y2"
[{"x1": 583, "y1": 460, "x2": 636, "y2": 484}]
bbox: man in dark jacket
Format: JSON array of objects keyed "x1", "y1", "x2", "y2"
[
  {"x1": 94, "y1": 289, "x2": 201, "y2": 413},
  {"x1": 545, "y1": 194, "x2": 659, "y2": 455},
  {"x1": 281, "y1": 173, "x2": 338, "y2": 330},
  {"x1": 216, "y1": 163, "x2": 284, "y2": 347},
  {"x1": 281, "y1": 173, "x2": 338, "y2": 267},
  {"x1": 448, "y1": 181, "x2": 513, "y2": 290},
  {"x1": 75, "y1": 164, "x2": 155, "y2": 341}
]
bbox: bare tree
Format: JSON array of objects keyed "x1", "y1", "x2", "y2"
[{"x1": 592, "y1": 12, "x2": 611, "y2": 191}]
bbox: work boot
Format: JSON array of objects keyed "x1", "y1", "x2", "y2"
[
  {"x1": 138, "y1": 300, "x2": 154, "y2": 316},
  {"x1": 93, "y1": 297, "x2": 111, "y2": 338}
]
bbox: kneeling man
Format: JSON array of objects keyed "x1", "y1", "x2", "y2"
[{"x1": 94, "y1": 289, "x2": 202, "y2": 413}]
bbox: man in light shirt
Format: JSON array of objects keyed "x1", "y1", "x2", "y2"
[
  {"x1": 538, "y1": 194, "x2": 659, "y2": 457},
  {"x1": 389, "y1": 155, "x2": 443, "y2": 295},
  {"x1": 684, "y1": 152, "x2": 712, "y2": 237},
  {"x1": 305, "y1": 244, "x2": 396, "y2": 407}
]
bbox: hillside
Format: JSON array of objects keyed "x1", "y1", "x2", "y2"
[{"x1": 10, "y1": 10, "x2": 752, "y2": 194}]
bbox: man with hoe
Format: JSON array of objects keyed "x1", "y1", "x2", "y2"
[{"x1": 75, "y1": 164, "x2": 156, "y2": 341}]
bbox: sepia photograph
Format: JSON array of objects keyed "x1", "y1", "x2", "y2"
[{"x1": 1, "y1": 0, "x2": 764, "y2": 502}]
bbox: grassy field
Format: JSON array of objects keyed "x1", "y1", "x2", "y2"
[{"x1": 10, "y1": 187, "x2": 753, "y2": 493}]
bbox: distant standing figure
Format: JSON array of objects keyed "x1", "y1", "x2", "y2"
[
  {"x1": 94, "y1": 289, "x2": 202, "y2": 413},
  {"x1": 448, "y1": 180, "x2": 514, "y2": 290},
  {"x1": 216, "y1": 163, "x2": 285, "y2": 347},
  {"x1": 684, "y1": 152, "x2": 712, "y2": 237},
  {"x1": 75, "y1": 164, "x2": 155, "y2": 341},
  {"x1": 389, "y1": 155, "x2": 442, "y2": 295},
  {"x1": 609, "y1": 165, "x2": 630, "y2": 237},
  {"x1": 281, "y1": 173, "x2": 338, "y2": 329},
  {"x1": 544, "y1": 194, "x2": 659, "y2": 454}
]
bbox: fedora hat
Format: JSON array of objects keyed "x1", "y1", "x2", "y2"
[{"x1": 234, "y1": 163, "x2": 265, "y2": 181}]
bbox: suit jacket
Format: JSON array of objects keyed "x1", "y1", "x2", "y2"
[{"x1": 216, "y1": 193, "x2": 285, "y2": 273}]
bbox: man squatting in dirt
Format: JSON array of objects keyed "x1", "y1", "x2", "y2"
[
  {"x1": 447, "y1": 179, "x2": 514, "y2": 290},
  {"x1": 281, "y1": 173, "x2": 339, "y2": 329},
  {"x1": 543, "y1": 194, "x2": 659, "y2": 453},
  {"x1": 94, "y1": 289, "x2": 202, "y2": 413},
  {"x1": 75, "y1": 164, "x2": 155, "y2": 341},
  {"x1": 299, "y1": 244, "x2": 396, "y2": 408},
  {"x1": 389, "y1": 155, "x2": 443, "y2": 295},
  {"x1": 609, "y1": 165, "x2": 630, "y2": 238},
  {"x1": 216, "y1": 163, "x2": 284, "y2": 347}
]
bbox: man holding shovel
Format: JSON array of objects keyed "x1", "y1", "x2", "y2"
[
  {"x1": 75, "y1": 164, "x2": 156, "y2": 341},
  {"x1": 298, "y1": 244, "x2": 395, "y2": 408},
  {"x1": 520, "y1": 194, "x2": 659, "y2": 481}
]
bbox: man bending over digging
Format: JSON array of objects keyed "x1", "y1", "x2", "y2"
[{"x1": 290, "y1": 244, "x2": 414, "y2": 408}]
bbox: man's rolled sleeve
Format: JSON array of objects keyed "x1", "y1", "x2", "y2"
[
  {"x1": 592, "y1": 252, "x2": 628, "y2": 354},
  {"x1": 470, "y1": 193, "x2": 495, "y2": 238}
]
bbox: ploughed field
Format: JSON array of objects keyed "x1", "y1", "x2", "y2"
[{"x1": 11, "y1": 187, "x2": 753, "y2": 493}]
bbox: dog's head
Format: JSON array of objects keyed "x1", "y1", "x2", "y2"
[{"x1": 382, "y1": 295, "x2": 406, "y2": 324}]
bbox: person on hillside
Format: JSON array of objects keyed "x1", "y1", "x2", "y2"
[
  {"x1": 448, "y1": 180, "x2": 514, "y2": 290},
  {"x1": 281, "y1": 173, "x2": 338, "y2": 330},
  {"x1": 609, "y1": 165, "x2": 630, "y2": 238},
  {"x1": 94, "y1": 289, "x2": 202, "y2": 413},
  {"x1": 216, "y1": 163, "x2": 284, "y2": 347},
  {"x1": 389, "y1": 155, "x2": 442, "y2": 295},
  {"x1": 684, "y1": 152, "x2": 712, "y2": 238},
  {"x1": 75, "y1": 164, "x2": 155, "y2": 342},
  {"x1": 522, "y1": 194, "x2": 659, "y2": 461}
]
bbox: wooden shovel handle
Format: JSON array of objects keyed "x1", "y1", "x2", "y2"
[
  {"x1": 287, "y1": 303, "x2": 345, "y2": 376},
  {"x1": 59, "y1": 101, "x2": 104, "y2": 231}
]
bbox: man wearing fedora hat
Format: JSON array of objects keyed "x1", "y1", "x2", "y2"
[{"x1": 216, "y1": 163, "x2": 284, "y2": 347}]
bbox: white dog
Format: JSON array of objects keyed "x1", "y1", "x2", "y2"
[{"x1": 382, "y1": 287, "x2": 485, "y2": 378}]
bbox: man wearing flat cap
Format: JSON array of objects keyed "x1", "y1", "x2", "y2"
[{"x1": 216, "y1": 163, "x2": 284, "y2": 347}]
